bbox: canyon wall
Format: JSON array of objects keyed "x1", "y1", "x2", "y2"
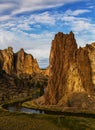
[
  {"x1": 0, "y1": 48, "x2": 48, "y2": 104},
  {"x1": 45, "y1": 32, "x2": 95, "y2": 107},
  {"x1": 0, "y1": 47, "x2": 41, "y2": 76}
]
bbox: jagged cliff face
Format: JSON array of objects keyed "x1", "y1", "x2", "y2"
[
  {"x1": 86, "y1": 43, "x2": 95, "y2": 87},
  {"x1": 0, "y1": 47, "x2": 48, "y2": 104},
  {"x1": 0, "y1": 47, "x2": 40, "y2": 76},
  {"x1": 15, "y1": 48, "x2": 40, "y2": 76},
  {"x1": 45, "y1": 32, "x2": 94, "y2": 105},
  {"x1": 0, "y1": 47, "x2": 14, "y2": 74}
]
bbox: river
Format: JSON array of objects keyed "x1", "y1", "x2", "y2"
[
  {"x1": 6, "y1": 105, "x2": 45, "y2": 114},
  {"x1": 3, "y1": 102, "x2": 95, "y2": 118},
  {"x1": 3, "y1": 103, "x2": 65, "y2": 115}
]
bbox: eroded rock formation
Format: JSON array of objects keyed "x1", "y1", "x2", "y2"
[
  {"x1": 0, "y1": 47, "x2": 48, "y2": 104},
  {"x1": 14, "y1": 48, "x2": 40, "y2": 76},
  {"x1": 0, "y1": 47, "x2": 14, "y2": 74},
  {"x1": 0, "y1": 47, "x2": 41, "y2": 76},
  {"x1": 45, "y1": 32, "x2": 95, "y2": 109}
]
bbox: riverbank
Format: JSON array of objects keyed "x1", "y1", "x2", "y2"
[
  {"x1": 0, "y1": 96, "x2": 34, "y2": 111},
  {"x1": 1, "y1": 97, "x2": 95, "y2": 129},
  {"x1": 2, "y1": 96, "x2": 95, "y2": 118},
  {"x1": 1, "y1": 108, "x2": 95, "y2": 130},
  {"x1": 21, "y1": 97, "x2": 95, "y2": 120}
]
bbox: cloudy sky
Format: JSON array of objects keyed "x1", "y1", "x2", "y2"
[{"x1": 0, "y1": 0, "x2": 95, "y2": 68}]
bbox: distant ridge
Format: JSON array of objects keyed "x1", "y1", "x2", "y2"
[{"x1": 0, "y1": 47, "x2": 41, "y2": 76}]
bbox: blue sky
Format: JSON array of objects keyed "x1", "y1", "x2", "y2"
[{"x1": 0, "y1": 0, "x2": 95, "y2": 68}]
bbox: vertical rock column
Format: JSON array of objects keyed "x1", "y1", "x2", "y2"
[
  {"x1": 45, "y1": 32, "x2": 93, "y2": 105},
  {"x1": 45, "y1": 32, "x2": 78, "y2": 104}
]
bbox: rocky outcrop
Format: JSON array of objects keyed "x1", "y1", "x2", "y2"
[
  {"x1": 0, "y1": 47, "x2": 49, "y2": 104},
  {"x1": 0, "y1": 69, "x2": 48, "y2": 104},
  {"x1": 85, "y1": 43, "x2": 95, "y2": 87},
  {"x1": 0, "y1": 47, "x2": 41, "y2": 76},
  {"x1": 0, "y1": 47, "x2": 14, "y2": 74},
  {"x1": 45, "y1": 32, "x2": 94, "y2": 107},
  {"x1": 14, "y1": 48, "x2": 40, "y2": 76},
  {"x1": 0, "y1": 70, "x2": 17, "y2": 103},
  {"x1": 41, "y1": 66, "x2": 49, "y2": 76}
]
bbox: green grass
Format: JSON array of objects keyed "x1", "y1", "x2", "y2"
[
  {"x1": 0, "y1": 109, "x2": 95, "y2": 130},
  {"x1": 1, "y1": 97, "x2": 95, "y2": 130}
]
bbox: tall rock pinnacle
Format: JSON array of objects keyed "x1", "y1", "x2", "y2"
[{"x1": 45, "y1": 32, "x2": 94, "y2": 105}]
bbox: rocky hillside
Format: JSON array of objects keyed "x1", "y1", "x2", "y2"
[
  {"x1": 0, "y1": 69, "x2": 48, "y2": 104},
  {"x1": 0, "y1": 47, "x2": 49, "y2": 104},
  {"x1": 45, "y1": 32, "x2": 95, "y2": 110},
  {"x1": 0, "y1": 47, "x2": 41, "y2": 76}
]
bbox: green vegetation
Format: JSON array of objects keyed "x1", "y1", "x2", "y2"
[
  {"x1": 1, "y1": 96, "x2": 95, "y2": 130},
  {"x1": 0, "y1": 71, "x2": 48, "y2": 105},
  {"x1": 0, "y1": 109, "x2": 95, "y2": 130}
]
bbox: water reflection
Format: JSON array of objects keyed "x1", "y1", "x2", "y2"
[{"x1": 7, "y1": 106, "x2": 45, "y2": 114}]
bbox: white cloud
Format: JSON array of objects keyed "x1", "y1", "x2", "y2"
[
  {"x1": 26, "y1": 48, "x2": 50, "y2": 59},
  {"x1": 26, "y1": 48, "x2": 50, "y2": 68},
  {"x1": 29, "y1": 32, "x2": 54, "y2": 40},
  {"x1": 75, "y1": 31, "x2": 95, "y2": 47},
  {"x1": 0, "y1": 30, "x2": 17, "y2": 49},
  {"x1": 0, "y1": 0, "x2": 83, "y2": 17},
  {"x1": 29, "y1": 12, "x2": 56, "y2": 25},
  {"x1": 63, "y1": 9, "x2": 95, "y2": 32},
  {"x1": 17, "y1": 23, "x2": 31, "y2": 31},
  {"x1": 11, "y1": 0, "x2": 68, "y2": 15},
  {"x1": 0, "y1": 11, "x2": 56, "y2": 32},
  {"x1": 88, "y1": 6, "x2": 95, "y2": 9},
  {"x1": 72, "y1": 20, "x2": 94, "y2": 32},
  {"x1": 62, "y1": 9, "x2": 95, "y2": 46},
  {"x1": 0, "y1": 3, "x2": 15, "y2": 12},
  {"x1": 65, "y1": 9, "x2": 90, "y2": 16},
  {"x1": 0, "y1": 27, "x2": 53, "y2": 54},
  {"x1": 0, "y1": 15, "x2": 12, "y2": 21}
]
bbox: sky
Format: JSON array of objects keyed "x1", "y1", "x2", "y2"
[{"x1": 0, "y1": 0, "x2": 95, "y2": 68}]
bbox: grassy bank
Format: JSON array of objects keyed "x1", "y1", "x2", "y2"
[
  {"x1": 0, "y1": 96, "x2": 33, "y2": 110},
  {"x1": 1, "y1": 98, "x2": 95, "y2": 129},
  {"x1": 1, "y1": 97, "x2": 95, "y2": 130},
  {"x1": 1, "y1": 109, "x2": 95, "y2": 130},
  {"x1": 22, "y1": 100, "x2": 95, "y2": 119}
]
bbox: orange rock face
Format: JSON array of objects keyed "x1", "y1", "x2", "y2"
[
  {"x1": 0, "y1": 47, "x2": 40, "y2": 76},
  {"x1": 45, "y1": 32, "x2": 94, "y2": 105},
  {"x1": 0, "y1": 47, "x2": 14, "y2": 74},
  {"x1": 15, "y1": 48, "x2": 40, "y2": 76}
]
